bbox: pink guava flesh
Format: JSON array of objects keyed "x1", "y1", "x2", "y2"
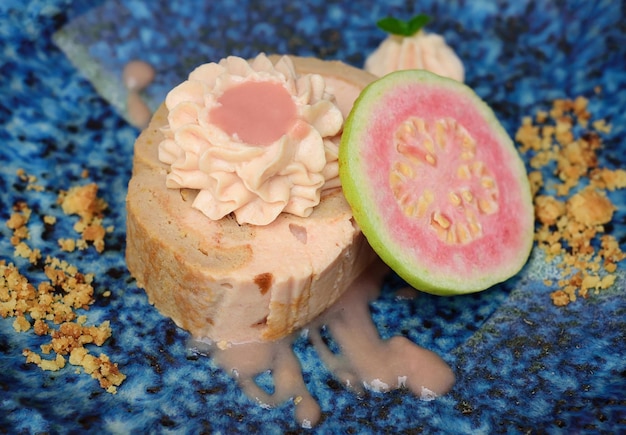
[{"x1": 341, "y1": 71, "x2": 534, "y2": 293}]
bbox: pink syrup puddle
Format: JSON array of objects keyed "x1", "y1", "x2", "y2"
[{"x1": 188, "y1": 260, "x2": 455, "y2": 428}]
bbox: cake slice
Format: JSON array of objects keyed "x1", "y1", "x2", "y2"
[{"x1": 126, "y1": 56, "x2": 377, "y2": 344}]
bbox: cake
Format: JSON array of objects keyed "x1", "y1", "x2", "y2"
[{"x1": 125, "y1": 55, "x2": 379, "y2": 344}]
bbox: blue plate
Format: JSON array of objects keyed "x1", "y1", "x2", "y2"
[{"x1": 1, "y1": 0, "x2": 625, "y2": 433}]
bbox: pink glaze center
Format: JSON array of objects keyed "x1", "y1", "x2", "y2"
[{"x1": 210, "y1": 81, "x2": 297, "y2": 146}]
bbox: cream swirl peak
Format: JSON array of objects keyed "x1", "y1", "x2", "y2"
[
  {"x1": 158, "y1": 54, "x2": 344, "y2": 225},
  {"x1": 365, "y1": 31, "x2": 465, "y2": 82}
]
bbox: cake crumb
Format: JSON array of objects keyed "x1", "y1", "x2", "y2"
[
  {"x1": 14, "y1": 241, "x2": 42, "y2": 264},
  {"x1": 17, "y1": 169, "x2": 45, "y2": 192},
  {"x1": 566, "y1": 187, "x2": 615, "y2": 227},
  {"x1": 58, "y1": 238, "x2": 77, "y2": 252},
  {"x1": 59, "y1": 183, "x2": 107, "y2": 221},
  {"x1": 43, "y1": 215, "x2": 57, "y2": 225},
  {"x1": 58, "y1": 183, "x2": 109, "y2": 253},
  {"x1": 7, "y1": 203, "x2": 32, "y2": 247},
  {"x1": 550, "y1": 290, "x2": 570, "y2": 307},
  {"x1": 1, "y1": 171, "x2": 125, "y2": 393},
  {"x1": 517, "y1": 97, "x2": 625, "y2": 306},
  {"x1": 591, "y1": 168, "x2": 626, "y2": 191},
  {"x1": 13, "y1": 315, "x2": 31, "y2": 332}
]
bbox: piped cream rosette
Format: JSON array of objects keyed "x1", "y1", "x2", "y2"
[
  {"x1": 365, "y1": 31, "x2": 464, "y2": 82},
  {"x1": 158, "y1": 54, "x2": 344, "y2": 225}
]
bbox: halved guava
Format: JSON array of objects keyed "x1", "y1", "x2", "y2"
[{"x1": 339, "y1": 70, "x2": 534, "y2": 295}]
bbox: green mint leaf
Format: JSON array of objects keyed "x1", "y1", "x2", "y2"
[
  {"x1": 407, "y1": 14, "x2": 431, "y2": 34},
  {"x1": 376, "y1": 14, "x2": 431, "y2": 37}
]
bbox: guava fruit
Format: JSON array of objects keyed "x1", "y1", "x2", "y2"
[{"x1": 339, "y1": 70, "x2": 534, "y2": 295}]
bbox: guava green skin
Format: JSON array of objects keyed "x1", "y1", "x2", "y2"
[{"x1": 339, "y1": 70, "x2": 534, "y2": 296}]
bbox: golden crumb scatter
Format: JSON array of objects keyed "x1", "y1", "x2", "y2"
[
  {"x1": 14, "y1": 241, "x2": 42, "y2": 264},
  {"x1": 517, "y1": 96, "x2": 625, "y2": 306},
  {"x1": 550, "y1": 290, "x2": 570, "y2": 307},
  {"x1": 13, "y1": 315, "x2": 31, "y2": 332},
  {"x1": 16, "y1": 168, "x2": 44, "y2": 192},
  {"x1": 591, "y1": 168, "x2": 626, "y2": 191},
  {"x1": 23, "y1": 349, "x2": 67, "y2": 371},
  {"x1": 7, "y1": 212, "x2": 29, "y2": 232},
  {"x1": 592, "y1": 119, "x2": 611, "y2": 134},
  {"x1": 1, "y1": 171, "x2": 125, "y2": 393},
  {"x1": 7, "y1": 202, "x2": 32, "y2": 247},
  {"x1": 566, "y1": 187, "x2": 615, "y2": 227},
  {"x1": 59, "y1": 183, "x2": 107, "y2": 221},
  {"x1": 58, "y1": 183, "x2": 112, "y2": 253},
  {"x1": 534, "y1": 195, "x2": 566, "y2": 226},
  {"x1": 58, "y1": 238, "x2": 77, "y2": 252}
]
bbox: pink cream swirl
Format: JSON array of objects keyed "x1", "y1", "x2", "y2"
[
  {"x1": 365, "y1": 31, "x2": 465, "y2": 82},
  {"x1": 158, "y1": 54, "x2": 344, "y2": 225}
]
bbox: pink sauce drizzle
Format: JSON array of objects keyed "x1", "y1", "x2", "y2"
[
  {"x1": 189, "y1": 260, "x2": 455, "y2": 428},
  {"x1": 123, "y1": 60, "x2": 155, "y2": 129},
  {"x1": 210, "y1": 81, "x2": 297, "y2": 146}
]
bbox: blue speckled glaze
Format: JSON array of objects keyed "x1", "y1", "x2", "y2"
[{"x1": 1, "y1": 0, "x2": 625, "y2": 433}]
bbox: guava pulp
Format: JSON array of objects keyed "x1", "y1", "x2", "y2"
[{"x1": 339, "y1": 70, "x2": 534, "y2": 295}]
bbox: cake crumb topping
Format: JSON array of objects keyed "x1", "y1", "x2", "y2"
[
  {"x1": 1, "y1": 171, "x2": 125, "y2": 393},
  {"x1": 58, "y1": 183, "x2": 111, "y2": 253},
  {"x1": 516, "y1": 95, "x2": 625, "y2": 306}
]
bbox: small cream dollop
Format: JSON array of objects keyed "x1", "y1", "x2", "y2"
[
  {"x1": 158, "y1": 54, "x2": 344, "y2": 225},
  {"x1": 365, "y1": 31, "x2": 464, "y2": 82}
]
